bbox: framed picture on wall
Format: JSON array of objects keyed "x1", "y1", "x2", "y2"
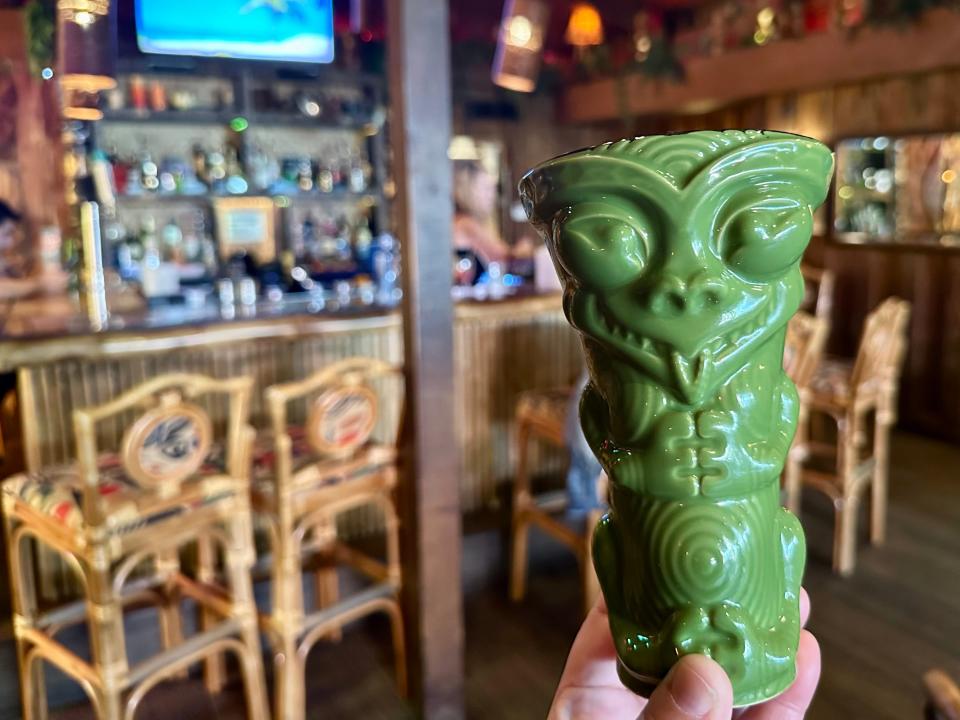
[{"x1": 212, "y1": 196, "x2": 277, "y2": 262}]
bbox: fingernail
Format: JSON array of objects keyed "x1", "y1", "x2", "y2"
[{"x1": 667, "y1": 660, "x2": 718, "y2": 717}]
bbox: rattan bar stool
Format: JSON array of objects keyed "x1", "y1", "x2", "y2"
[
  {"x1": 252, "y1": 357, "x2": 406, "y2": 720},
  {"x1": 509, "y1": 387, "x2": 604, "y2": 615},
  {"x1": 785, "y1": 297, "x2": 911, "y2": 575},
  {"x1": 2, "y1": 373, "x2": 269, "y2": 720}
]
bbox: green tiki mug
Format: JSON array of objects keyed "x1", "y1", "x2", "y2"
[{"x1": 519, "y1": 131, "x2": 833, "y2": 706}]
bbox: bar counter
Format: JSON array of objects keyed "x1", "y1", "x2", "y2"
[{"x1": 0, "y1": 289, "x2": 580, "y2": 517}]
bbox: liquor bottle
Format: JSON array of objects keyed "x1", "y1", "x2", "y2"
[
  {"x1": 316, "y1": 159, "x2": 334, "y2": 193},
  {"x1": 161, "y1": 218, "x2": 184, "y2": 263},
  {"x1": 353, "y1": 214, "x2": 374, "y2": 271},
  {"x1": 206, "y1": 149, "x2": 227, "y2": 194},
  {"x1": 297, "y1": 159, "x2": 315, "y2": 193},
  {"x1": 224, "y1": 147, "x2": 249, "y2": 195},
  {"x1": 372, "y1": 233, "x2": 400, "y2": 306},
  {"x1": 192, "y1": 144, "x2": 209, "y2": 187},
  {"x1": 140, "y1": 217, "x2": 162, "y2": 295},
  {"x1": 349, "y1": 151, "x2": 368, "y2": 193},
  {"x1": 302, "y1": 216, "x2": 320, "y2": 262},
  {"x1": 140, "y1": 153, "x2": 160, "y2": 192},
  {"x1": 334, "y1": 216, "x2": 353, "y2": 262}
]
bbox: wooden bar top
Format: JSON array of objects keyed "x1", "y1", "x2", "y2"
[{"x1": 0, "y1": 289, "x2": 563, "y2": 371}]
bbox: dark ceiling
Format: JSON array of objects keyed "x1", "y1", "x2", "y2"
[{"x1": 0, "y1": 1, "x2": 707, "y2": 36}]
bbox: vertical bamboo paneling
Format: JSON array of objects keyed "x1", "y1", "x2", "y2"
[{"x1": 454, "y1": 297, "x2": 582, "y2": 511}]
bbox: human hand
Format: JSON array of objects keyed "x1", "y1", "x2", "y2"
[{"x1": 548, "y1": 589, "x2": 820, "y2": 719}]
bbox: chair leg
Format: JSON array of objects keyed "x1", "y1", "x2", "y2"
[
  {"x1": 196, "y1": 534, "x2": 225, "y2": 694},
  {"x1": 225, "y1": 512, "x2": 270, "y2": 720},
  {"x1": 784, "y1": 454, "x2": 802, "y2": 516},
  {"x1": 155, "y1": 549, "x2": 186, "y2": 679},
  {"x1": 272, "y1": 633, "x2": 304, "y2": 720},
  {"x1": 509, "y1": 516, "x2": 530, "y2": 603},
  {"x1": 98, "y1": 688, "x2": 123, "y2": 720},
  {"x1": 5, "y1": 520, "x2": 48, "y2": 720},
  {"x1": 784, "y1": 404, "x2": 808, "y2": 515},
  {"x1": 871, "y1": 421, "x2": 892, "y2": 546},
  {"x1": 385, "y1": 598, "x2": 408, "y2": 698},
  {"x1": 833, "y1": 497, "x2": 859, "y2": 577},
  {"x1": 16, "y1": 639, "x2": 47, "y2": 720},
  {"x1": 380, "y1": 495, "x2": 407, "y2": 697},
  {"x1": 510, "y1": 420, "x2": 532, "y2": 603},
  {"x1": 312, "y1": 518, "x2": 341, "y2": 642},
  {"x1": 314, "y1": 563, "x2": 341, "y2": 641},
  {"x1": 84, "y1": 563, "x2": 128, "y2": 720}
]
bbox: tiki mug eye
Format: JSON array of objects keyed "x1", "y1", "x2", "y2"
[
  {"x1": 553, "y1": 201, "x2": 649, "y2": 289},
  {"x1": 720, "y1": 198, "x2": 813, "y2": 280}
]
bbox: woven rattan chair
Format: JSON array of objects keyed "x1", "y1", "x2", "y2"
[
  {"x1": 509, "y1": 387, "x2": 604, "y2": 615},
  {"x1": 252, "y1": 358, "x2": 406, "y2": 720},
  {"x1": 785, "y1": 297, "x2": 911, "y2": 575},
  {"x1": 2, "y1": 373, "x2": 268, "y2": 720}
]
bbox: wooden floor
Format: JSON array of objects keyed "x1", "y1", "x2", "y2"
[{"x1": 0, "y1": 430, "x2": 956, "y2": 719}]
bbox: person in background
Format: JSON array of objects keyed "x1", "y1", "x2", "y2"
[
  {"x1": 452, "y1": 160, "x2": 531, "y2": 285},
  {"x1": 564, "y1": 370, "x2": 605, "y2": 516},
  {"x1": 0, "y1": 200, "x2": 40, "y2": 300}
]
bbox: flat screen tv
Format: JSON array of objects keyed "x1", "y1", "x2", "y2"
[{"x1": 135, "y1": 0, "x2": 335, "y2": 64}]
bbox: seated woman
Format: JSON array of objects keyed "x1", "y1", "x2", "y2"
[{"x1": 452, "y1": 160, "x2": 531, "y2": 284}]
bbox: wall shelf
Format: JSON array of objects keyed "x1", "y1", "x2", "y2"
[
  {"x1": 101, "y1": 108, "x2": 379, "y2": 131},
  {"x1": 562, "y1": 8, "x2": 960, "y2": 123},
  {"x1": 113, "y1": 190, "x2": 384, "y2": 205}
]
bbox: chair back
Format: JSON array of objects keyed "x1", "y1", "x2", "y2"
[
  {"x1": 850, "y1": 297, "x2": 912, "y2": 407},
  {"x1": 72, "y1": 373, "x2": 254, "y2": 527},
  {"x1": 264, "y1": 358, "x2": 404, "y2": 486},
  {"x1": 800, "y1": 264, "x2": 835, "y2": 322},
  {"x1": 784, "y1": 311, "x2": 829, "y2": 391}
]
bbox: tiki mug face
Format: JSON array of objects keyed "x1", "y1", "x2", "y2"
[{"x1": 520, "y1": 131, "x2": 833, "y2": 705}]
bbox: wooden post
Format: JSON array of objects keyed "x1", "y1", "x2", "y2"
[{"x1": 387, "y1": 0, "x2": 465, "y2": 718}]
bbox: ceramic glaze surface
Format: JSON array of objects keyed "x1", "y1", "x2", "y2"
[{"x1": 519, "y1": 130, "x2": 833, "y2": 706}]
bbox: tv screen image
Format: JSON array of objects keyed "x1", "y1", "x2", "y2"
[{"x1": 135, "y1": 0, "x2": 335, "y2": 64}]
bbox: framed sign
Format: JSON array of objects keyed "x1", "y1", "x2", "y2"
[{"x1": 212, "y1": 196, "x2": 277, "y2": 262}]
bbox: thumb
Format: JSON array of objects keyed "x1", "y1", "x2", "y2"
[{"x1": 638, "y1": 655, "x2": 733, "y2": 720}]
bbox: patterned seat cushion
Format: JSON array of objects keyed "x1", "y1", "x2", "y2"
[
  {"x1": 251, "y1": 426, "x2": 396, "y2": 499},
  {"x1": 4, "y1": 451, "x2": 233, "y2": 535},
  {"x1": 251, "y1": 425, "x2": 314, "y2": 475},
  {"x1": 810, "y1": 357, "x2": 854, "y2": 404}
]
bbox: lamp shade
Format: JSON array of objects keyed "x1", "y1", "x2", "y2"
[
  {"x1": 492, "y1": 0, "x2": 549, "y2": 93},
  {"x1": 57, "y1": 0, "x2": 117, "y2": 93},
  {"x1": 565, "y1": 2, "x2": 604, "y2": 47}
]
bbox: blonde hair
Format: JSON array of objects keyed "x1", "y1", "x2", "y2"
[{"x1": 453, "y1": 160, "x2": 491, "y2": 219}]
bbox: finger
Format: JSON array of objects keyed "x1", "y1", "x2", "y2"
[
  {"x1": 639, "y1": 655, "x2": 733, "y2": 720},
  {"x1": 800, "y1": 588, "x2": 810, "y2": 628},
  {"x1": 555, "y1": 596, "x2": 623, "y2": 690},
  {"x1": 549, "y1": 685, "x2": 646, "y2": 720},
  {"x1": 549, "y1": 597, "x2": 647, "y2": 719},
  {"x1": 740, "y1": 630, "x2": 821, "y2": 720}
]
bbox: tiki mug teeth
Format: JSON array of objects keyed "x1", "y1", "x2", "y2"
[{"x1": 519, "y1": 131, "x2": 833, "y2": 706}]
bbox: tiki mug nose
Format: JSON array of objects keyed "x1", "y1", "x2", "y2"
[
  {"x1": 687, "y1": 273, "x2": 729, "y2": 312},
  {"x1": 648, "y1": 273, "x2": 728, "y2": 315},
  {"x1": 648, "y1": 275, "x2": 687, "y2": 315}
]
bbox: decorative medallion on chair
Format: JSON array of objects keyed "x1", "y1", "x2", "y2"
[
  {"x1": 306, "y1": 386, "x2": 377, "y2": 455},
  {"x1": 121, "y1": 399, "x2": 213, "y2": 487}
]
